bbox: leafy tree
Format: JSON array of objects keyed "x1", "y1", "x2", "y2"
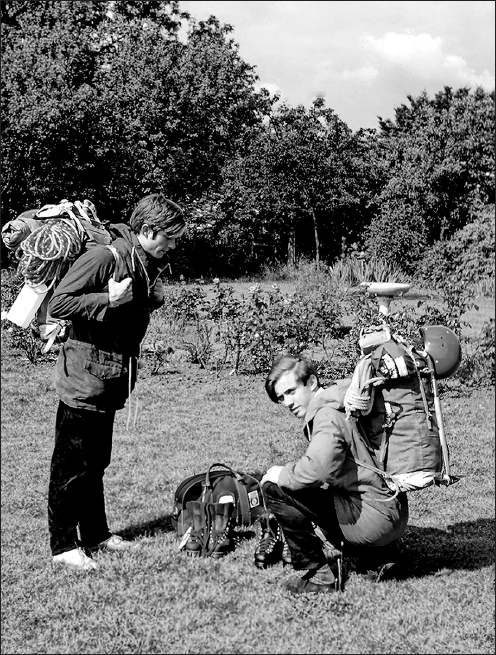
[
  {"x1": 194, "y1": 98, "x2": 373, "y2": 275},
  {"x1": 417, "y1": 203, "x2": 495, "y2": 294},
  {"x1": 1, "y1": 0, "x2": 111, "y2": 216},
  {"x1": 366, "y1": 86, "x2": 495, "y2": 271},
  {"x1": 1, "y1": 1, "x2": 271, "y2": 226}
]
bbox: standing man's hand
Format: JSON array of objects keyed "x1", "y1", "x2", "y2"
[
  {"x1": 260, "y1": 465, "x2": 284, "y2": 487},
  {"x1": 108, "y1": 277, "x2": 133, "y2": 307}
]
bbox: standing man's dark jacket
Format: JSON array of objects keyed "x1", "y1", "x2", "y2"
[{"x1": 48, "y1": 225, "x2": 165, "y2": 412}]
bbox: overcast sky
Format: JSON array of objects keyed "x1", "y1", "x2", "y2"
[{"x1": 180, "y1": 0, "x2": 495, "y2": 130}]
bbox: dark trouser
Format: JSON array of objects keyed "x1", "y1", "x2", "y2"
[
  {"x1": 48, "y1": 401, "x2": 115, "y2": 555},
  {"x1": 263, "y1": 482, "x2": 407, "y2": 571},
  {"x1": 263, "y1": 482, "x2": 345, "y2": 571}
]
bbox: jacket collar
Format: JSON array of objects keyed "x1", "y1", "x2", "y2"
[
  {"x1": 302, "y1": 387, "x2": 324, "y2": 438},
  {"x1": 302, "y1": 382, "x2": 349, "y2": 438}
]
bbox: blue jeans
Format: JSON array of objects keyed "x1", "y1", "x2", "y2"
[{"x1": 48, "y1": 401, "x2": 114, "y2": 555}]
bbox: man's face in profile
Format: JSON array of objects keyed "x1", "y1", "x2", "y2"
[{"x1": 273, "y1": 370, "x2": 315, "y2": 419}]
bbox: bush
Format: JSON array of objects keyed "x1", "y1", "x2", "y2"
[
  {"x1": 328, "y1": 254, "x2": 410, "y2": 288},
  {"x1": 365, "y1": 201, "x2": 429, "y2": 274},
  {"x1": 416, "y1": 205, "x2": 495, "y2": 297},
  {"x1": 148, "y1": 281, "x2": 346, "y2": 375},
  {"x1": 457, "y1": 318, "x2": 495, "y2": 388},
  {"x1": 1, "y1": 267, "x2": 57, "y2": 365}
]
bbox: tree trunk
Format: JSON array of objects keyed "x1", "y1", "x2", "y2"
[
  {"x1": 287, "y1": 227, "x2": 296, "y2": 267},
  {"x1": 309, "y1": 207, "x2": 320, "y2": 267}
]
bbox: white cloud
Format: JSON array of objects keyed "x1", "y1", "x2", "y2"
[
  {"x1": 337, "y1": 65, "x2": 379, "y2": 83},
  {"x1": 179, "y1": 2, "x2": 495, "y2": 128},
  {"x1": 364, "y1": 32, "x2": 442, "y2": 64},
  {"x1": 364, "y1": 31, "x2": 495, "y2": 89}
]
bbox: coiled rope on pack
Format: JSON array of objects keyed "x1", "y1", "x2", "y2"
[{"x1": 17, "y1": 218, "x2": 85, "y2": 288}]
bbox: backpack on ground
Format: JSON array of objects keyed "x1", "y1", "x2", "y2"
[{"x1": 171, "y1": 463, "x2": 266, "y2": 558}]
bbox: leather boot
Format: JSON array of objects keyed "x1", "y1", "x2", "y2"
[
  {"x1": 206, "y1": 502, "x2": 235, "y2": 559},
  {"x1": 254, "y1": 513, "x2": 284, "y2": 569},
  {"x1": 184, "y1": 501, "x2": 207, "y2": 557}
]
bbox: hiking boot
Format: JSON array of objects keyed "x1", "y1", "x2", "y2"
[
  {"x1": 53, "y1": 547, "x2": 97, "y2": 572},
  {"x1": 184, "y1": 501, "x2": 207, "y2": 557},
  {"x1": 206, "y1": 502, "x2": 235, "y2": 559},
  {"x1": 92, "y1": 534, "x2": 137, "y2": 552},
  {"x1": 254, "y1": 513, "x2": 283, "y2": 569},
  {"x1": 284, "y1": 563, "x2": 337, "y2": 595}
]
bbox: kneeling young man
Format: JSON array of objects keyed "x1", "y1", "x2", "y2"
[{"x1": 260, "y1": 355, "x2": 408, "y2": 594}]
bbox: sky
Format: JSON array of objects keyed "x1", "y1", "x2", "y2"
[{"x1": 180, "y1": 0, "x2": 495, "y2": 130}]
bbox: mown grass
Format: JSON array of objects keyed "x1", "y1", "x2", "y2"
[{"x1": 1, "y1": 345, "x2": 495, "y2": 654}]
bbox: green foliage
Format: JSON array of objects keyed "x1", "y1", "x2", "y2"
[
  {"x1": 0, "y1": 267, "x2": 56, "y2": 364},
  {"x1": 366, "y1": 87, "x2": 495, "y2": 270},
  {"x1": 1, "y1": 352, "x2": 494, "y2": 654},
  {"x1": 1, "y1": 3, "x2": 494, "y2": 280},
  {"x1": 193, "y1": 99, "x2": 375, "y2": 274},
  {"x1": 417, "y1": 204, "x2": 495, "y2": 297},
  {"x1": 150, "y1": 280, "x2": 345, "y2": 374},
  {"x1": 1, "y1": 1, "x2": 272, "y2": 224},
  {"x1": 457, "y1": 318, "x2": 495, "y2": 388},
  {"x1": 329, "y1": 254, "x2": 410, "y2": 287}
]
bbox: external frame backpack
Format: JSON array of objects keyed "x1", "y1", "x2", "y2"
[
  {"x1": 2, "y1": 199, "x2": 118, "y2": 351},
  {"x1": 344, "y1": 324, "x2": 461, "y2": 494}
]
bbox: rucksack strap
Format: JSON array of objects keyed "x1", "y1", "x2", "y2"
[
  {"x1": 203, "y1": 463, "x2": 258, "y2": 526},
  {"x1": 233, "y1": 478, "x2": 252, "y2": 526},
  {"x1": 105, "y1": 245, "x2": 122, "y2": 281}
]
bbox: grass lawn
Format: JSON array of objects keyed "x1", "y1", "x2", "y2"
[{"x1": 1, "y1": 346, "x2": 495, "y2": 654}]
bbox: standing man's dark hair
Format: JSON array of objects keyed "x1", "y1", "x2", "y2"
[
  {"x1": 46, "y1": 194, "x2": 185, "y2": 571},
  {"x1": 129, "y1": 194, "x2": 185, "y2": 237}
]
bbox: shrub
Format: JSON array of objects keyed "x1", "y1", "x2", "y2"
[
  {"x1": 148, "y1": 281, "x2": 347, "y2": 375},
  {"x1": 1, "y1": 268, "x2": 49, "y2": 365},
  {"x1": 365, "y1": 201, "x2": 429, "y2": 274},
  {"x1": 328, "y1": 254, "x2": 410, "y2": 288},
  {"x1": 457, "y1": 318, "x2": 495, "y2": 388},
  {"x1": 416, "y1": 204, "x2": 495, "y2": 297}
]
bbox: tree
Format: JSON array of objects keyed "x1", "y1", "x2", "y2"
[
  {"x1": 1, "y1": 1, "x2": 271, "y2": 225},
  {"x1": 1, "y1": 0, "x2": 112, "y2": 217},
  {"x1": 200, "y1": 98, "x2": 373, "y2": 274},
  {"x1": 366, "y1": 86, "x2": 495, "y2": 271}
]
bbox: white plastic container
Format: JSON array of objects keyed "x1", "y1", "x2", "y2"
[{"x1": 5, "y1": 282, "x2": 49, "y2": 328}]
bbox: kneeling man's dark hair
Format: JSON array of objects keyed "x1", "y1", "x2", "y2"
[{"x1": 265, "y1": 355, "x2": 319, "y2": 403}]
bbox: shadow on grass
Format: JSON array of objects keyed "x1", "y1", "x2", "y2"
[
  {"x1": 118, "y1": 515, "x2": 494, "y2": 579},
  {"x1": 119, "y1": 514, "x2": 257, "y2": 543},
  {"x1": 119, "y1": 514, "x2": 176, "y2": 539},
  {"x1": 399, "y1": 518, "x2": 495, "y2": 577}
]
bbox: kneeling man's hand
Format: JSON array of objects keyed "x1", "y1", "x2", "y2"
[{"x1": 260, "y1": 465, "x2": 284, "y2": 487}]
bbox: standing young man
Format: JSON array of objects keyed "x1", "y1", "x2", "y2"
[
  {"x1": 260, "y1": 355, "x2": 408, "y2": 594},
  {"x1": 47, "y1": 194, "x2": 186, "y2": 571}
]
